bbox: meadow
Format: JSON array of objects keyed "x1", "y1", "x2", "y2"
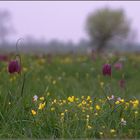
[{"x1": 0, "y1": 53, "x2": 140, "y2": 138}]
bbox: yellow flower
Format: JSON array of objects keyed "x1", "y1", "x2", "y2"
[
  {"x1": 135, "y1": 111, "x2": 138, "y2": 116},
  {"x1": 82, "y1": 109, "x2": 85, "y2": 113},
  {"x1": 89, "y1": 100, "x2": 92, "y2": 103},
  {"x1": 52, "y1": 80, "x2": 56, "y2": 85},
  {"x1": 23, "y1": 67, "x2": 28, "y2": 72},
  {"x1": 81, "y1": 96, "x2": 85, "y2": 99},
  {"x1": 38, "y1": 102, "x2": 46, "y2": 110},
  {"x1": 115, "y1": 101, "x2": 120, "y2": 105},
  {"x1": 90, "y1": 107, "x2": 93, "y2": 110},
  {"x1": 87, "y1": 96, "x2": 91, "y2": 101},
  {"x1": 110, "y1": 129, "x2": 116, "y2": 133},
  {"x1": 133, "y1": 100, "x2": 139, "y2": 108},
  {"x1": 38, "y1": 58, "x2": 45, "y2": 65},
  {"x1": 31, "y1": 109, "x2": 37, "y2": 116},
  {"x1": 78, "y1": 103, "x2": 82, "y2": 107},
  {"x1": 51, "y1": 107, "x2": 55, "y2": 111},
  {"x1": 47, "y1": 92, "x2": 50, "y2": 96},
  {"x1": 99, "y1": 132, "x2": 103, "y2": 135},
  {"x1": 125, "y1": 102, "x2": 129, "y2": 107},
  {"x1": 82, "y1": 100, "x2": 86, "y2": 105},
  {"x1": 95, "y1": 113, "x2": 98, "y2": 116},
  {"x1": 67, "y1": 96, "x2": 75, "y2": 102},
  {"x1": 75, "y1": 98, "x2": 79, "y2": 101},
  {"x1": 63, "y1": 100, "x2": 66, "y2": 104},
  {"x1": 61, "y1": 112, "x2": 64, "y2": 116},
  {"x1": 87, "y1": 125, "x2": 92, "y2": 129},
  {"x1": 120, "y1": 99, "x2": 125, "y2": 103},
  {"x1": 100, "y1": 82, "x2": 104, "y2": 88},
  {"x1": 95, "y1": 105, "x2": 101, "y2": 110},
  {"x1": 40, "y1": 96, "x2": 45, "y2": 101},
  {"x1": 53, "y1": 99, "x2": 57, "y2": 103}
]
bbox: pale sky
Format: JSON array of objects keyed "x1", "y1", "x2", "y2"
[{"x1": 0, "y1": 1, "x2": 140, "y2": 43}]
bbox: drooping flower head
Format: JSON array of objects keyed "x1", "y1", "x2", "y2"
[
  {"x1": 102, "y1": 64, "x2": 111, "y2": 76},
  {"x1": 8, "y1": 60, "x2": 21, "y2": 74},
  {"x1": 114, "y1": 62, "x2": 123, "y2": 70},
  {"x1": 0, "y1": 55, "x2": 8, "y2": 62}
]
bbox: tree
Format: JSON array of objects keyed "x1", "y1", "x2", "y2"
[
  {"x1": 0, "y1": 9, "x2": 14, "y2": 44},
  {"x1": 86, "y1": 7, "x2": 131, "y2": 52}
]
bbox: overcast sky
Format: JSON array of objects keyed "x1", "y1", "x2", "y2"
[{"x1": 0, "y1": 1, "x2": 140, "y2": 43}]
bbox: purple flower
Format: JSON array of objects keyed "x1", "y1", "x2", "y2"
[
  {"x1": 102, "y1": 64, "x2": 112, "y2": 76},
  {"x1": 8, "y1": 60, "x2": 21, "y2": 74},
  {"x1": 0, "y1": 55, "x2": 8, "y2": 62},
  {"x1": 114, "y1": 62, "x2": 123, "y2": 70}
]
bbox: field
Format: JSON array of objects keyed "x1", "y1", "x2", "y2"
[{"x1": 0, "y1": 53, "x2": 140, "y2": 138}]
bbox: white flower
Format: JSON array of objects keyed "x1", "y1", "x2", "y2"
[
  {"x1": 117, "y1": 97, "x2": 121, "y2": 101},
  {"x1": 33, "y1": 95, "x2": 38, "y2": 101},
  {"x1": 107, "y1": 95, "x2": 115, "y2": 100},
  {"x1": 120, "y1": 118, "x2": 126, "y2": 126}
]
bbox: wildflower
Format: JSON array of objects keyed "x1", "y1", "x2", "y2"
[
  {"x1": 135, "y1": 111, "x2": 138, "y2": 116},
  {"x1": 75, "y1": 98, "x2": 79, "y2": 101},
  {"x1": 114, "y1": 62, "x2": 123, "y2": 70},
  {"x1": 33, "y1": 95, "x2": 38, "y2": 102},
  {"x1": 110, "y1": 129, "x2": 116, "y2": 133},
  {"x1": 81, "y1": 96, "x2": 85, "y2": 99},
  {"x1": 67, "y1": 96, "x2": 75, "y2": 102},
  {"x1": 47, "y1": 92, "x2": 50, "y2": 96},
  {"x1": 86, "y1": 115, "x2": 90, "y2": 121},
  {"x1": 38, "y1": 102, "x2": 46, "y2": 110},
  {"x1": 53, "y1": 99, "x2": 57, "y2": 103},
  {"x1": 120, "y1": 118, "x2": 126, "y2": 126},
  {"x1": 131, "y1": 99, "x2": 139, "y2": 108},
  {"x1": 117, "y1": 97, "x2": 121, "y2": 101},
  {"x1": 87, "y1": 125, "x2": 92, "y2": 129},
  {"x1": 115, "y1": 101, "x2": 120, "y2": 105},
  {"x1": 99, "y1": 132, "x2": 103, "y2": 135},
  {"x1": 8, "y1": 60, "x2": 21, "y2": 74},
  {"x1": 64, "y1": 109, "x2": 68, "y2": 112},
  {"x1": 102, "y1": 64, "x2": 111, "y2": 76},
  {"x1": 61, "y1": 112, "x2": 64, "y2": 116},
  {"x1": 63, "y1": 100, "x2": 66, "y2": 104},
  {"x1": 40, "y1": 96, "x2": 45, "y2": 101},
  {"x1": 51, "y1": 107, "x2": 55, "y2": 111},
  {"x1": 90, "y1": 107, "x2": 93, "y2": 110},
  {"x1": 95, "y1": 105, "x2": 101, "y2": 110},
  {"x1": 120, "y1": 99, "x2": 125, "y2": 103},
  {"x1": 23, "y1": 67, "x2": 28, "y2": 72},
  {"x1": 87, "y1": 96, "x2": 91, "y2": 101},
  {"x1": 82, "y1": 100, "x2": 86, "y2": 105},
  {"x1": 60, "y1": 112, "x2": 65, "y2": 121},
  {"x1": 52, "y1": 80, "x2": 56, "y2": 85},
  {"x1": 31, "y1": 109, "x2": 37, "y2": 116},
  {"x1": 100, "y1": 81, "x2": 104, "y2": 88},
  {"x1": 9, "y1": 76, "x2": 16, "y2": 82},
  {"x1": 107, "y1": 95, "x2": 115, "y2": 100},
  {"x1": 95, "y1": 113, "x2": 98, "y2": 116},
  {"x1": 0, "y1": 55, "x2": 8, "y2": 62}
]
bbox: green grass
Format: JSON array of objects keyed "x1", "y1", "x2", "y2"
[{"x1": 0, "y1": 53, "x2": 140, "y2": 138}]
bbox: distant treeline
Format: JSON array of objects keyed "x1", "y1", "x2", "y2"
[{"x1": 0, "y1": 39, "x2": 140, "y2": 55}]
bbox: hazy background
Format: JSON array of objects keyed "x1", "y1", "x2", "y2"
[{"x1": 0, "y1": 1, "x2": 140, "y2": 54}]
